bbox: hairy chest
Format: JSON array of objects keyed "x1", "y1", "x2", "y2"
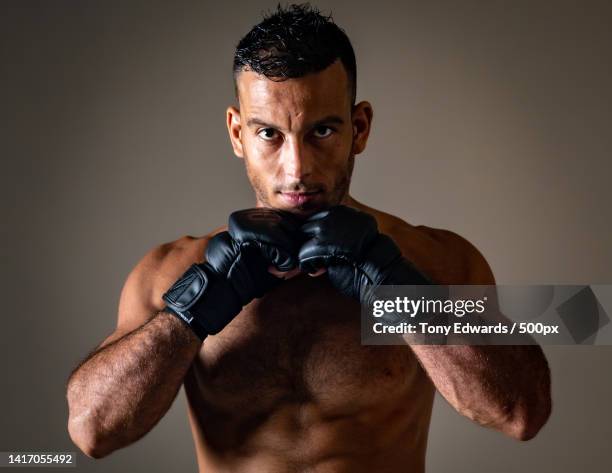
[{"x1": 189, "y1": 275, "x2": 424, "y2": 416}]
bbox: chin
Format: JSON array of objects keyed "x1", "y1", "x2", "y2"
[{"x1": 271, "y1": 199, "x2": 330, "y2": 218}]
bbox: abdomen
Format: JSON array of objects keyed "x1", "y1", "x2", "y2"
[{"x1": 183, "y1": 274, "x2": 435, "y2": 469}]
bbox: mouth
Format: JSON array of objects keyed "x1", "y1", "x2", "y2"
[{"x1": 277, "y1": 190, "x2": 323, "y2": 206}]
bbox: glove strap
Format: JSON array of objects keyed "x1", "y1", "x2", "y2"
[
  {"x1": 382, "y1": 257, "x2": 433, "y2": 285},
  {"x1": 162, "y1": 263, "x2": 216, "y2": 341}
]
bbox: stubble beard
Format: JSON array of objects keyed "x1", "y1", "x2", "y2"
[{"x1": 244, "y1": 153, "x2": 355, "y2": 214}]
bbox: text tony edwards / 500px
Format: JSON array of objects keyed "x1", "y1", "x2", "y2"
[{"x1": 371, "y1": 321, "x2": 560, "y2": 336}]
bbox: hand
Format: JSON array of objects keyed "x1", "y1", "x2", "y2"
[
  {"x1": 162, "y1": 208, "x2": 303, "y2": 339},
  {"x1": 298, "y1": 206, "x2": 431, "y2": 305},
  {"x1": 228, "y1": 208, "x2": 303, "y2": 278}
]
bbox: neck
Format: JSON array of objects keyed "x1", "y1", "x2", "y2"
[{"x1": 342, "y1": 194, "x2": 369, "y2": 212}]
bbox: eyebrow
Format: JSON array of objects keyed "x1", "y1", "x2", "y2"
[{"x1": 246, "y1": 114, "x2": 345, "y2": 131}]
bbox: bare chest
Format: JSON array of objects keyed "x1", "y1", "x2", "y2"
[{"x1": 189, "y1": 275, "x2": 424, "y2": 417}]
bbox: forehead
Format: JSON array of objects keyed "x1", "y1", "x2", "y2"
[{"x1": 236, "y1": 60, "x2": 351, "y2": 122}]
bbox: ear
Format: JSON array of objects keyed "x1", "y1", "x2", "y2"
[
  {"x1": 226, "y1": 106, "x2": 244, "y2": 158},
  {"x1": 350, "y1": 101, "x2": 373, "y2": 155}
]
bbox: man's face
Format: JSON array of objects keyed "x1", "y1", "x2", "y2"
[{"x1": 227, "y1": 60, "x2": 372, "y2": 216}]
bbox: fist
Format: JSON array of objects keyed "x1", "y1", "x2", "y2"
[
  {"x1": 298, "y1": 206, "x2": 431, "y2": 305},
  {"x1": 228, "y1": 208, "x2": 304, "y2": 272},
  {"x1": 162, "y1": 208, "x2": 305, "y2": 339}
]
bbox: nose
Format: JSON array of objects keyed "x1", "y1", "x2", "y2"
[{"x1": 280, "y1": 137, "x2": 314, "y2": 180}]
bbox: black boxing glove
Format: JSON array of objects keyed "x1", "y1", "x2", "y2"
[
  {"x1": 162, "y1": 209, "x2": 303, "y2": 340},
  {"x1": 299, "y1": 206, "x2": 431, "y2": 306},
  {"x1": 228, "y1": 208, "x2": 303, "y2": 271}
]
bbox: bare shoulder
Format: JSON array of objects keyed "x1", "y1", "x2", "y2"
[
  {"x1": 415, "y1": 225, "x2": 496, "y2": 284},
  {"x1": 99, "y1": 227, "x2": 225, "y2": 347},
  {"x1": 147, "y1": 234, "x2": 213, "y2": 306},
  {"x1": 133, "y1": 226, "x2": 229, "y2": 311},
  {"x1": 355, "y1": 202, "x2": 495, "y2": 285}
]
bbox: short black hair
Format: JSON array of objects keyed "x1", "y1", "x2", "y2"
[{"x1": 233, "y1": 3, "x2": 357, "y2": 104}]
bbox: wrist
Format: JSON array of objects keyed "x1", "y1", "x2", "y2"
[
  {"x1": 158, "y1": 308, "x2": 207, "y2": 343},
  {"x1": 162, "y1": 306, "x2": 209, "y2": 341}
]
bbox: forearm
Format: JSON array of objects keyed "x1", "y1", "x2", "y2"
[
  {"x1": 411, "y1": 344, "x2": 551, "y2": 440},
  {"x1": 66, "y1": 311, "x2": 201, "y2": 457}
]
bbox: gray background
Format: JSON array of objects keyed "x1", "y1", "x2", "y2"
[{"x1": 1, "y1": 0, "x2": 611, "y2": 471}]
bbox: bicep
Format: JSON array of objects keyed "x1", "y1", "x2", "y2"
[{"x1": 98, "y1": 244, "x2": 170, "y2": 349}]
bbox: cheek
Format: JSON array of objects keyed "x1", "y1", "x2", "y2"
[
  {"x1": 244, "y1": 153, "x2": 276, "y2": 194},
  {"x1": 245, "y1": 151, "x2": 277, "y2": 181},
  {"x1": 245, "y1": 135, "x2": 278, "y2": 164},
  {"x1": 314, "y1": 140, "x2": 352, "y2": 172},
  {"x1": 329, "y1": 131, "x2": 353, "y2": 157}
]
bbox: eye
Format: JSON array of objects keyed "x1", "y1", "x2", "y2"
[
  {"x1": 313, "y1": 125, "x2": 333, "y2": 138},
  {"x1": 258, "y1": 128, "x2": 278, "y2": 141}
]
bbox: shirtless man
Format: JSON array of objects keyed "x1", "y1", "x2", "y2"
[{"x1": 66, "y1": 4, "x2": 551, "y2": 472}]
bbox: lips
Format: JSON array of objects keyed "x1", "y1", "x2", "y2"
[{"x1": 278, "y1": 190, "x2": 322, "y2": 206}]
